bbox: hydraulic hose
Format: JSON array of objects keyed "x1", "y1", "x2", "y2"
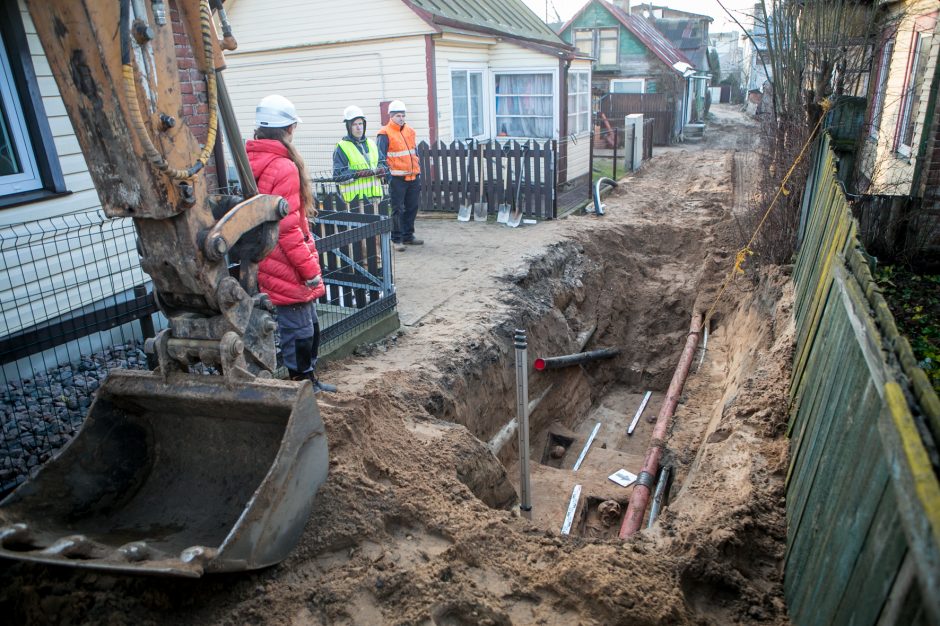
[{"x1": 120, "y1": 0, "x2": 219, "y2": 180}]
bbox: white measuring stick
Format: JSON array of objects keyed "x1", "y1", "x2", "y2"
[
  {"x1": 560, "y1": 484, "x2": 582, "y2": 535},
  {"x1": 627, "y1": 391, "x2": 653, "y2": 435},
  {"x1": 572, "y1": 422, "x2": 601, "y2": 471}
]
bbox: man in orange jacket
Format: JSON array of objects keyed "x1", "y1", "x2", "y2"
[{"x1": 377, "y1": 100, "x2": 422, "y2": 252}]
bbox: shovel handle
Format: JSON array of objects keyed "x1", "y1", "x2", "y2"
[{"x1": 478, "y1": 144, "x2": 485, "y2": 201}]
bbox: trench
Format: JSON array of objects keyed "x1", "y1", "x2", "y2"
[{"x1": 426, "y1": 220, "x2": 717, "y2": 536}]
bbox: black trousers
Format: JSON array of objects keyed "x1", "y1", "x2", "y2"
[{"x1": 388, "y1": 175, "x2": 420, "y2": 243}]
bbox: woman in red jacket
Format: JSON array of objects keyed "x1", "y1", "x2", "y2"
[{"x1": 247, "y1": 95, "x2": 336, "y2": 393}]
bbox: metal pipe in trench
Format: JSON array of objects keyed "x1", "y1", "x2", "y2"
[
  {"x1": 514, "y1": 329, "x2": 532, "y2": 517},
  {"x1": 533, "y1": 347, "x2": 620, "y2": 371},
  {"x1": 619, "y1": 313, "x2": 703, "y2": 538}
]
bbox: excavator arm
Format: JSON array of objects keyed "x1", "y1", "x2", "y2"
[{"x1": 0, "y1": 0, "x2": 329, "y2": 576}]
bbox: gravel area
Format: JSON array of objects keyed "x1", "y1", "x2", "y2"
[{"x1": 0, "y1": 342, "x2": 151, "y2": 494}]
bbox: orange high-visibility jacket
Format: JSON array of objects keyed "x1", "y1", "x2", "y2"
[{"x1": 377, "y1": 121, "x2": 420, "y2": 181}]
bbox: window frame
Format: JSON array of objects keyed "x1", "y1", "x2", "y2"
[
  {"x1": 574, "y1": 29, "x2": 594, "y2": 58},
  {"x1": 493, "y1": 69, "x2": 558, "y2": 140},
  {"x1": 566, "y1": 70, "x2": 591, "y2": 136},
  {"x1": 895, "y1": 30, "x2": 931, "y2": 157},
  {"x1": 610, "y1": 78, "x2": 646, "y2": 94},
  {"x1": 450, "y1": 65, "x2": 488, "y2": 142},
  {"x1": 0, "y1": 2, "x2": 66, "y2": 208},
  {"x1": 572, "y1": 27, "x2": 618, "y2": 67},
  {"x1": 868, "y1": 38, "x2": 893, "y2": 139},
  {"x1": 597, "y1": 28, "x2": 619, "y2": 67}
]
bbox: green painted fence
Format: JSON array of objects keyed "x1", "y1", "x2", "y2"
[{"x1": 786, "y1": 133, "x2": 940, "y2": 625}]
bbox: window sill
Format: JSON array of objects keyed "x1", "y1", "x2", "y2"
[{"x1": 0, "y1": 188, "x2": 73, "y2": 210}]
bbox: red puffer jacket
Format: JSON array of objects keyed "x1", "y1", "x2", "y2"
[{"x1": 247, "y1": 139, "x2": 325, "y2": 305}]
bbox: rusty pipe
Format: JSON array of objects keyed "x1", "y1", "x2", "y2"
[{"x1": 619, "y1": 313, "x2": 702, "y2": 539}]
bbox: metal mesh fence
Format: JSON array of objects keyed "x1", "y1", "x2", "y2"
[
  {"x1": 0, "y1": 210, "x2": 161, "y2": 494},
  {"x1": 0, "y1": 201, "x2": 395, "y2": 496}
]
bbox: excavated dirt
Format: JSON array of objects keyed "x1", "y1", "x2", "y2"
[{"x1": 0, "y1": 106, "x2": 794, "y2": 625}]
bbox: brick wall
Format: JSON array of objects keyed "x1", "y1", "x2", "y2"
[{"x1": 170, "y1": 2, "x2": 219, "y2": 191}]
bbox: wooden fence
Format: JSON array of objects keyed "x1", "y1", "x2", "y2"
[
  {"x1": 786, "y1": 132, "x2": 940, "y2": 625},
  {"x1": 601, "y1": 93, "x2": 675, "y2": 146},
  {"x1": 416, "y1": 139, "x2": 556, "y2": 220}
]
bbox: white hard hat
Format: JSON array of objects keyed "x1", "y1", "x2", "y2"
[
  {"x1": 343, "y1": 105, "x2": 365, "y2": 122},
  {"x1": 255, "y1": 95, "x2": 301, "y2": 128},
  {"x1": 388, "y1": 100, "x2": 407, "y2": 114}
]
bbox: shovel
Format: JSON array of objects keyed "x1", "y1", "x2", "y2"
[
  {"x1": 496, "y1": 150, "x2": 511, "y2": 224},
  {"x1": 472, "y1": 144, "x2": 487, "y2": 222},
  {"x1": 457, "y1": 139, "x2": 473, "y2": 222},
  {"x1": 506, "y1": 146, "x2": 527, "y2": 228}
]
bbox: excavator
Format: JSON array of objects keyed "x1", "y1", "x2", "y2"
[{"x1": 0, "y1": 0, "x2": 329, "y2": 576}]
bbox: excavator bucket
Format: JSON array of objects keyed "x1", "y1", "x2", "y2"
[{"x1": 0, "y1": 369, "x2": 328, "y2": 577}]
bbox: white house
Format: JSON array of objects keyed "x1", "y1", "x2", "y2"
[
  {"x1": 742, "y1": 2, "x2": 772, "y2": 93},
  {"x1": 222, "y1": 0, "x2": 594, "y2": 182}
]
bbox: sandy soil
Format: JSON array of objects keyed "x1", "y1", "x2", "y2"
[{"x1": 0, "y1": 105, "x2": 795, "y2": 625}]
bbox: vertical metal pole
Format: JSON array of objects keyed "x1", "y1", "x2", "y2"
[
  {"x1": 514, "y1": 329, "x2": 532, "y2": 518},
  {"x1": 612, "y1": 127, "x2": 618, "y2": 181},
  {"x1": 381, "y1": 231, "x2": 394, "y2": 296},
  {"x1": 588, "y1": 118, "x2": 595, "y2": 202}
]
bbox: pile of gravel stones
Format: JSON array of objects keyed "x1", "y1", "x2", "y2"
[{"x1": 0, "y1": 342, "x2": 151, "y2": 494}]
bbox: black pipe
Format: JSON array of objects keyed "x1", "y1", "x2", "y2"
[
  {"x1": 593, "y1": 177, "x2": 617, "y2": 216},
  {"x1": 533, "y1": 347, "x2": 620, "y2": 371}
]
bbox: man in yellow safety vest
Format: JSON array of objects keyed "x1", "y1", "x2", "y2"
[{"x1": 332, "y1": 105, "x2": 385, "y2": 206}]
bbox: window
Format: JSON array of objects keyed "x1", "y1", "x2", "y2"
[
  {"x1": 868, "y1": 39, "x2": 893, "y2": 139},
  {"x1": 573, "y1": 28, "x2": 618, "y2": 66},
  {"x1": 0, "y1": 29, "x2": 40, "y2": 196},
  {"x1": 598, "y1": 29, "x2": 618, "y2": 66},
  {"x1": 567, "y1": 71, "x2": 590, "y2": 135},
  {"x1": 896, "y1": 32, "x2": 931, "y2": 156},
  {"x1": 574, "y1": 29, "x2": 593, "y2": 57},
  {"x1": 495, "y1": 73, "x2": 554, "y2": 138},
  {"x1": 0, "y1": 4, "x2": 65, "y2": 206},
  {"x1": 610, "y1": 78, "x2": 645, "y2": 94},
  {"x1": 451, "y1": 70, "x2": 485, "y2": 140}
]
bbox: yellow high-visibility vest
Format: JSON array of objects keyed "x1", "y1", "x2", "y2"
[{"x1": 337, "y1": 139, "x2": 382, "y2": 201}]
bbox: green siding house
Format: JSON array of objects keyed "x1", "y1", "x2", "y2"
[{"x1": 558, "y1": 0, "x2": 698, "y2": 142}]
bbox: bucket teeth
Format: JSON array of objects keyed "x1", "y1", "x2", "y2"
[
  {"x1": 42, "y1": 535, "x2": 100, "y2": 559},
  {"x1": 0, "y1": 523, "x2": 34, "y2": 548},
  {"x1": 180, "y1": 545, "x2": 217, "y2": 567},
  {"x1": 118, "y1": 541, "x2": 152, "y2": 562}
]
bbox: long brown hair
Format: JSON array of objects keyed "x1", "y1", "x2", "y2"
[{"x1": 253, "y1": 125, "x2": 315, "y2": 214}]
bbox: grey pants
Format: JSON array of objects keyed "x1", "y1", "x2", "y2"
[{"x1": 275, "y1": 301, "x2": 320, "y2": 374}]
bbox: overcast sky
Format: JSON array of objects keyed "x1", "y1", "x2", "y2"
[{"x1": 521, "y1": 0, "x2": 760, "y2": 33}]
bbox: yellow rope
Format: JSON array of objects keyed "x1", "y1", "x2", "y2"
[{"x1": 704, "y1": 99, "x2": 833, "y2": 324}]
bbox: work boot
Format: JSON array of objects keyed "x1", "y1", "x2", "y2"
[
  {"x1": 312, "y1": 378, "x2": 337, "y2": 393},
  {"x1": 403, "y1": 238, "x2": 423, "y2": 246}
]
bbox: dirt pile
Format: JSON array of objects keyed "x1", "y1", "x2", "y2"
[{"x1": 0, "y1": 106, "x2": 793, "y2": 625}]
